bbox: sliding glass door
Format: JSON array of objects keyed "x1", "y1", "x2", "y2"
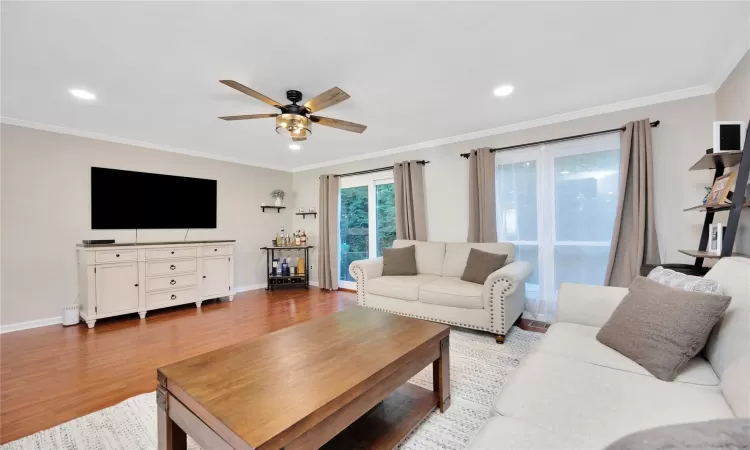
[
  {"x1": 339, "y1": 172, "x2": 396, "y2": 288},
  {"x1": 495, "y1": 134, "x2": 620, "y2": 320}
]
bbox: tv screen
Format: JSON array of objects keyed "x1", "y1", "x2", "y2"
[{"x1": 91, "y1": 167, "x2": 217, "y2": 229}]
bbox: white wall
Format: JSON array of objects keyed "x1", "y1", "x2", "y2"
[
  {"x1": 1, "y1": 124, "x2": 293, "y2": 326},
  {"x1": 293, "y1": 95, "x2": 721, "y2": 283}
]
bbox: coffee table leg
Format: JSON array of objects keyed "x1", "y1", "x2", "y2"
[
  {"x1": 157, "y1": 386, "x2": 187, "y2": 450},
  {"x1": 433, "y1": 335, "x2": 450, "y2": 413}
]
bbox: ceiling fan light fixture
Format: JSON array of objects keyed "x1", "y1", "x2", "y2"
[{"x1": 276, "y1": 113, "x2": 311, "y2": 138}]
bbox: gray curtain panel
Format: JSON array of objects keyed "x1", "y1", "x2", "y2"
[
  {"x1": 605, "y1": 119, "x2": 661, "y2": 287},
  {"x1": 394, "y1": 160, "x2": 427, "y2": 241},
  {"x1": 467, "y1": 147, "x2": 497, "y2": 243},
  {"x1": 318, "y1": 174, "x2": 340, "y2": 290}
]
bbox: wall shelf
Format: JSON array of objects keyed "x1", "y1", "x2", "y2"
[
  {"x1": 261, "y1": 206, "x2": 286, "y2": 213},
  {"x1": 683, "y1": 203, "x2": 750, "y2": 212},
  {"x1": 689, "y1": 151, "x2": 743, "y2": 171},
  {"x1": 679, "y1": 249, "x2": 748, "y2": 259},
  {"x1": 295, "y1": 212, "x2": 318, "y2": 219}
]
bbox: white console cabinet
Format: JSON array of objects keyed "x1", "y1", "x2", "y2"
[{"x1": 77, "y1": 240, "x2": 235, "y2": 328}]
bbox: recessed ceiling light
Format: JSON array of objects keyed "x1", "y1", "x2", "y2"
[
  {"x1": 289, "y1": 144, "x2": 301, "y2": 151},
  {"x1": 69, "y1": 88, "x2": 96, "y2": 100},
  {"x1": 493, "y1": 85, "x2": 514, "y2": 97}
]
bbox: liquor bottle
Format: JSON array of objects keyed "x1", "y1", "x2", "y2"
[
  {"x1": 281, "y1": 258, "x2": 289, "y2": 276},
  {"x1": 277, "y1": 225, "x2": 285, "y2": 247},
  {"x1": 295, "y1": 231, "x2": 301, "y2": 246},
  {"x1": 300, "y1": 230, "x2": 307, "y2": 246},
  {"x1": 271, "y1": 258, "x2": 279, "y2": 276}
]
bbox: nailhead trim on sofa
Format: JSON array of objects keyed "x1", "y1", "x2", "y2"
[{"x1": 349, "y1": 261, "x2": 508, "y2": 335}]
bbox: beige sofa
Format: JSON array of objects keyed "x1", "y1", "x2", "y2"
[
  {"x1": 469, "y1": 257, "x2": 750, "y2": 449},
  {"x1": 349, "y1": 240, "x2": 532, "y2": 342}
]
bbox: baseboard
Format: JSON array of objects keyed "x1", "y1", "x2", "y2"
[
  {"x1": 1, "y1": 316, "x2": 63, "y2": 334},
  {"x1": 309, "y1": 281, "x2": 319, "y2": 287},
  {"x1": 234, "y1": 284, "x2": 266, "y2": 293}
]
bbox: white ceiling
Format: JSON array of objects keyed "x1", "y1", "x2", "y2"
[{"x1": 2, "y1": 2, "x2": 749, "y2": 171}]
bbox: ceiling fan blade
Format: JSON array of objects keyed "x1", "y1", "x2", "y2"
[
  {"x1": 218, "y1": 113, "x2": 279, "y2": 121},
  {"x1": 292, "y1": 136, "x2": 307, "y2": 142},
  {"x1": 303, "y1": 87, "x2": 350, "y2": 113},
  {"x1": 311, "y1": 116, "x2": 367, "y2": 133},
  {"x1": 219, "y1": 80, "x2": 283, "y2": 108}
]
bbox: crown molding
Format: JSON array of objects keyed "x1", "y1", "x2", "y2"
[
  {"x1": 0, "y1": 117, "x2": 292, "y2": 172},
  {"x1": 291, "y1": 84, "x2": 714, "y2": 172}
]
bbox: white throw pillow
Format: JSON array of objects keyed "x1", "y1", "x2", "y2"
[{"x1": 647, "y1": 266, "x2": 722, "y2": 294}]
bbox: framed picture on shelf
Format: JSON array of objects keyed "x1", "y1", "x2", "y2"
[{"x1": 705, "y1": 172, "x2": 737, "y2": 206}]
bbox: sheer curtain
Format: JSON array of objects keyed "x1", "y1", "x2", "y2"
[{"x1": 495, "y1": 133, "x2": 621, "y2": 320}]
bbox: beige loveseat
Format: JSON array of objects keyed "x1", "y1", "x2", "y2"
[
  {"x1": 349, "y1": 240, "x2": 532, "y2": 342},
  {"x1": 469, "y1": 257, "x2": 750, "y2": 449}
]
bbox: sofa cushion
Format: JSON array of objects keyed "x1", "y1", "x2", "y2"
[
  {"x1": 366, "y1": 275, "x2": 438, "y2": 301},
  {"x1": 419, "y1": 277, "x2": 483, "y2": 309},
  {"x1": 392, "y1": 240, "x2": 445, "y2": 276},
  {"x1": 442, "y1": 242, "x2": 516, "y2": 277},
  {"x1": 596, "y1": 276, "x2": 730, "y2": 381},
  {"x1": 721, "y1": 352, "x2": 750, "y2": 418},
  {"x1": 539, "y1": 323, "x2": 719, "y2": 387},
  {"x1": 703, "y1": 257, "x2": 750, "y2": 382},
  {"x1": 461, "y1": 248, "x2": 507, "y2": 285},
  {"x1": 469, "y1": 415, "x2": 594, "y2": 450},
  {"x1": 604, "y1": 419, "x2": 750, "y2": 450},
  {"x1": 494, "y1": 352, "x2": 735, "y2": 447},
  {"x1": 381, "y1": 245, "x2": 417, "y2": 276}
]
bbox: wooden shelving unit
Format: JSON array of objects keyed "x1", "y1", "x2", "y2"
[
  {"x1": 680, "y1": 124, "x2": 749, "y2": 270},
  {"x1": 261, "y1": 206, "x2": 286, "y2": 213},
  {"x1": 295, "y1": 212, "x2": 318, "y2": 219}
]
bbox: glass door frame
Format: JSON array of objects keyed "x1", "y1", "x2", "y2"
[
  {"x1": 495, "y1": 133, "x2": 620, "y2": 320},
  {"x1": 338, "y1": 171, "x2": 394, "y2": 289}
]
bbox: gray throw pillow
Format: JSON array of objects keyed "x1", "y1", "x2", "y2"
[
  {"x1": 382, "y1": 245, "x2": 417, "y2": 276},
  {"x1": 596, "y1": 276, "x2": 731, "y2": 381},
  {"x1": 460, "y1": 248, "x2": 507, "y2": 285},
  {"x1": 605, "y1": 418, "x2": 750, "y2": 450}
]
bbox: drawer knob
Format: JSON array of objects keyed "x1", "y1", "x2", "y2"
[
  {"x1": 170, "y1": 265, "x2": 176, "y2": 270},
  {"x1": 170, "y1": 279, "x2": 176, "y2": 285},
  {"x1": 171, "y1": 294, "x2": 177, "y2": 300},
  {"x1": 116, "y1": 254, "x2": 120, "y2": 257},
  {"x1": 203, "y1": 275, "x2": 206, "y2": 278}
]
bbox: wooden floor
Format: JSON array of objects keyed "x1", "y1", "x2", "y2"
[{"x1": 0, "y1": 288, "x2": 356, "y2": 443}]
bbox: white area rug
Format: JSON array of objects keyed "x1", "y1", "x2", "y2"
[{"x1": 2, "y1": 327, "x2": 541, "y2": 450}]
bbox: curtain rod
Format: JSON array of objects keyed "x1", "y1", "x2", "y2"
[
  {"x1": 459, "y1": 120, "x2": 660, "y2": 158},
  {"x1": 334, "y1": 160, "x2": 430, "y2": 178}
]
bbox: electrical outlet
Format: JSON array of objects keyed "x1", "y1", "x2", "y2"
[{"x1": 310, "y1": 264, "x2": 313, "y2": 270}]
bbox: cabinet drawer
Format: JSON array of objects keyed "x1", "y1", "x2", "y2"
[
  {"x1": 204, "y1": 245, "x2": 232, "y2": 256},
  {"x1": 146, "y1": 273, "x2": 198, "y2": 292},
  {"x1": 146, "y1": 247, "x2": 197, "y2": 260},
  {"x1": 146, "y1": 259, "x2": 197, "y2": 276},
  {"x1": 96, "y1": 250, "x2": 138, "y2": 264},
  {"x1": 146, "y1": 287, "x2": 198, "y2": 308}
]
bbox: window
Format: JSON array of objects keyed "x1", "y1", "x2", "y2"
[
  {"x1": 339, "y1": 172, "x2": 396, "y2": 287},
  {"x1": 495, "y1": 134, "x2": 620, "y2": 320}
]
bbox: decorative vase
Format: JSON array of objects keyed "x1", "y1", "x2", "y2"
[{"x1": 274, "y1": 197, "x2": 282, "y2": 207}]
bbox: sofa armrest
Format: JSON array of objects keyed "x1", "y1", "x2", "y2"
[
  {"x1": 349, "y1": 258, "x2": 383, "y2": 306},
  {"x1": 483, "y1": 261, "x2": 532, "y2": 335},
  {"x1": 556, "y1": 283, "x2": 629, "y2": 327}
]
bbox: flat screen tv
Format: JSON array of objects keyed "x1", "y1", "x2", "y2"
[{"x1": 91, "y1": 167, "x2": 217, "y2": 229}]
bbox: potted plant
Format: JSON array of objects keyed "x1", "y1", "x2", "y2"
[{"x1": 271, "y1": 189, "x2": 285, "y2": 207}]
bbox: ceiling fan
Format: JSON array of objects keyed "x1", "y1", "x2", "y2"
[{"x1": 218, "y1": 80, "x2": 367, "y2": 142}]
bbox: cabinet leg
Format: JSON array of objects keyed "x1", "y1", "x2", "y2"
[
  {"x1": 138, "y1": 311, "x2": 147, "y2": 319},
  {"x1": 228, "y1": 295, "x2": 234, "y2": 302},
  {"x1": 195, "y1": 301, "x2": 202, "y2": 308},
  {"x1": 86, "y1": 320, "x2": 96, "y2": 329}
]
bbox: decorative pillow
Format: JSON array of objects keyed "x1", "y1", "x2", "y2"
[
  {"x1": 381, "y1": 245, "x2": 417, "y2": 276},
  {"x1": 605, "y1": 418, "x2": 750, "y2": 450},
  {"x1": 460, "y1": 248, "x2": 507, "y2": 285},
  {"x1": 647, "y1": 266, "x2": 722, "y2": 294},
  {"x1": 596, "y1": 276, "x2": 731, "y2": 381}
]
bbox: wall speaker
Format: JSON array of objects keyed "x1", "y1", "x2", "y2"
[{"x1": 713, "y1": 121, "x2": 747, "y2": 152}]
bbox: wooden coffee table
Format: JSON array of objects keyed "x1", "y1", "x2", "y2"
[{"x1": 156, "y1": 307, "x2": 450, "y2": 450}]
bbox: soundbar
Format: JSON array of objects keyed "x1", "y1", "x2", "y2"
[{"x1": 82, "y1": 239, "x2": 115, "y2": 245}]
